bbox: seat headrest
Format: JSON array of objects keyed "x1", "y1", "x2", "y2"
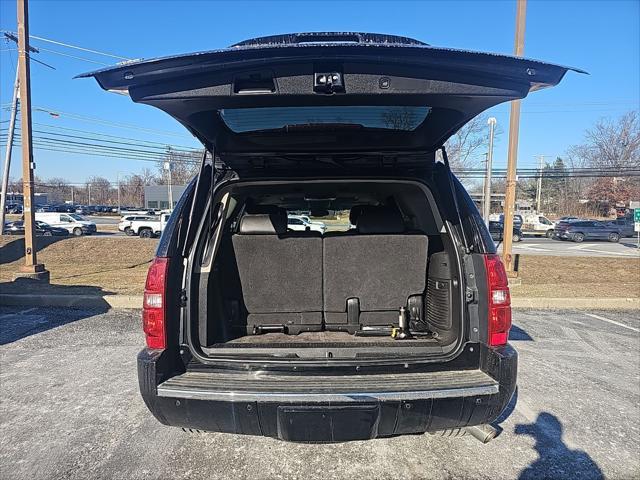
[
  {"x1": 239, "y1": 206, "x2": 287, "y2": 234},
  {"x1": 357, "y1": 206, "x2": 405, "y2": 234}
]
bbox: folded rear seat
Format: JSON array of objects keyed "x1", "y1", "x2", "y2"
[
  {"x1": 231, "y1": 207, "x2": 323, "y2": 334},
  {"x1": 323, "y1": 206, "x2": 428, "y2": 332}
]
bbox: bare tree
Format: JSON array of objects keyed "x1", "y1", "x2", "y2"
[
  {"x1": 381, "y1": 107, "x2": 420, "y2": 130},
  {"x1": 445, "y1": 114, "x2": 500, "y2": 170},
  {"x1": 155, "y1": 147, "x2": 202, "y2": 186},
  {"x1": 7, "y1": 177, "x2": 23, "y2": 194},
  {"x1": 86, "y1": 176, "x2": 113, "y2": 205},
  {"x1": 568, "y1": 111, "x2": 640, "y2": 169},
  {"x1": 565, "y1": 110, "x2": 640, "y2": 212},
  {"x1": 40, "y1": 177, "x2": 70, "y2": 203}
]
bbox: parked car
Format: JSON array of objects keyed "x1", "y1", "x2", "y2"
[
  {"x1": 35, "y1": 205, "x2": 55, "y2": 213},
  {"x1": 75, "y1": 206, "x2": 91, "y2": 215},
  {"x1": 554, "y1": 220, "x2": 621, "y2": 242},
  {"x1": 287, "y1": 215, "x2": 326, "y2": 234},
  {"x1": 34, "y1": 212, "x2": 97, "y2": 236},
  {"x1": 84, "y1": 31, "x2": 577, "y2": 442},
  {"x1": 606, "y1": 217, "x2": 635, "y2": 238},
  {"x1": 558, "y1": 216, "x2": 580, "y2": 222},
  {"x1": 489, "y1": 221, "x2": 523, "y2": 243},
  {"x1": 128, "y1": 214, "x2": 170, "y2": 238},
  {"x1": 520, "y1": 214, "x2": 555, "y2": 238},
  {"x1": 4, "y1": 203, "x2": 23, "y2": 214},
  {"x1": 3, "y1": 220, "x2": 69, "y2": 236},
  {"x1": 497, "y1": 214, "x2": 523, "y2": 229},
  {"x1": 118, "y1": 215, "x2": 155, "y2": 235}
]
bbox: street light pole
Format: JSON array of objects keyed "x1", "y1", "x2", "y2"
[
  {"x1": 483, "y1": 117, "x2": 497, "y2": 223},
  {"x1": 16, "y1": 0, "x2": 48, "y2": 281},
  {"x1": 535, "y1": 154, "x2": 547, "y2": 212},
  {"x1": 0, "y1": 68, "x2": 20, "y2": 232},
  {"x1": 117, "y1": 172, "x2": 121, "y2": 214},
  {"x1": 164, "y1": 161, "x2": 173, "y2": 210},
  {"x1": 502, "y1": 0, "x2": 527, "y2": 274}
]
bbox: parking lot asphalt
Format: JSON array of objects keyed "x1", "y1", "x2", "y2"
[
  {"x1": 498, "y1": 236, "x2": 640, "y2": 257},
  {"x1": 1, "y1": 307, "x2": 638, "y2": 480}
]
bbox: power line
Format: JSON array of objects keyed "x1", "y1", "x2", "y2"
[
  {"x1": 1, "y1": 103, "x2": 191, "y2": 139},
  {"x1": 30, "y1": 121, "x2": 199, "y2": 150},
  {"x1": 35, "y1": 46, "x2": 110, "y2": 66},
  {"x1": 2, "y1": 125, "x2": 201, "y2": 154},
  {"x1": 1, "y1": 30, "x2": 132, "y2": 61}
]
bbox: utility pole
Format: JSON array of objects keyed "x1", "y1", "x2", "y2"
[
  {"x1": 0, "y1": 68, "x2": 20, "y2": 232},
  {"x1": 16, "y1": 0, "x2": 48, "y2": 281},
  {"x1": 164, "y1": 161, "x2": 173, "y2": 210},
  {"x1": 482, "y1": 117, "x2": 497, "y2": 223},
  {"x1": 88, "y1": 183, "x2": 91, "y2": 205},
  {"x1": 117, "y1": 173, "x2": 121, "y2": 213},
  {"x1": 501, "y1": 0, "x2": 527, "y2": 274},
  {"x1": 535, "y1": 154, "x2": 547, "y2": 212},
  {"x1": 1, "y1": 31, "x2": 41, "y2": 231},
  {"x1": 71, "y1": 185, "x2": 74, "y2": 204}
]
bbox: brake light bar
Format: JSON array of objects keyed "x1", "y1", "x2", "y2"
[
  {"x1": 483, "y1": 254, "x2": 512, "y2": 347},
  {"x1": 142, "y1": 257, "x2": 169, "y2": 350}
]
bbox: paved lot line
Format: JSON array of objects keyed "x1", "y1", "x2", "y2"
[
  {"x1": 515, "y1": 244, "x2": 551, "y2": 252},
  {"x1": 584, "y1": 313, "x2": 640, "y2": 333}
]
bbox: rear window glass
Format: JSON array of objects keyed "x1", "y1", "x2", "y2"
[{"x1": 220, "y1": 106, "x2": 431, "y2": 133}]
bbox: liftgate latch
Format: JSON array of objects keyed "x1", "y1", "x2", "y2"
[{"x1": 314, "y1": 72, "x2": 344, "y2": 94}]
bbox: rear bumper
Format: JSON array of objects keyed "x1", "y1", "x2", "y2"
[{"x1": 138, "y1": 345, "x2": 517, "y2": 442}]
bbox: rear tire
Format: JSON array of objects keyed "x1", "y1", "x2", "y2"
[
  {"x1": 608, "y1": 233, "x2": 620, "y2": 243},
  {"x1": 124, "y1": 227, "x2": 134, "y2": 236},
  {"x1": 573, "y1": 233, "x2": 584, "y2": 243},
  {"x1": 139, "y1": 228, "x2": 153, "y2": 239},
  {"x1": 513, "y1": 233, "x2": 521, "y2": 242},
  {"x1": 72, "y1": 227, "x2": 83, "y2": 236}
]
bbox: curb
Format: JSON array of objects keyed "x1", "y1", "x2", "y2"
[
  {"x1": 0, "y1": 294, "x2": 142, "y2": 309},
  {"x1": 511, "y1": 297, "x2": 640, "y2": 310},
  {"x1": 1, "y1": 294, "x2": 638, "y2": 311}
]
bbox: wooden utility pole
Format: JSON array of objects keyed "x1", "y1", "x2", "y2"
[
  {"x1": 502, "y1": 0, "x2": 527, "y2": 274},
  {"x1": 16, "y1": 0, "x2": 48, "y2": 281}
]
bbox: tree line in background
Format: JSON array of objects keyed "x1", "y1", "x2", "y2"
[
  {"x1": 462, "y1": 110, "x2": 640, "y2": 216},
  {"x1": 6, "y1": 147, "x2": 203, "y2": 207},
  {"x1": 5, "y1": 111, "x2": 639, "y2": 215}
]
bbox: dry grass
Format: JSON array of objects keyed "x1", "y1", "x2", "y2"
[
  {"x1": 511, "y1": 255, "x2": 640, "y2": 298},
  {"x1": 1, "y1": 237, "x2": 638, "y2": 298},
  {"x1": 0, "y1": 236, "x2": 156, "y2": 295}
]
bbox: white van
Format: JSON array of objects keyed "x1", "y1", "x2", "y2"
[
  {"x1": 34, "y1": 212, "x2": 97, "y2": 236},
  {"x1": 521, "y1": 214, "x2": 556, "y2": 238}
]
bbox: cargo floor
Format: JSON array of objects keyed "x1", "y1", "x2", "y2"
[{"x1": 222, "y1": 331, "x2": 438, "y2": 345}]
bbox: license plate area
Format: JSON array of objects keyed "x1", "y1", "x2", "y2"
[{"x1": 277, "y1": 404, "x2": 380, "y2": 442}]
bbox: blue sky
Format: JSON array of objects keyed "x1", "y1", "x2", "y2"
[{"x1": 1, "y1": 0, "x2": 638, "y2": 184}]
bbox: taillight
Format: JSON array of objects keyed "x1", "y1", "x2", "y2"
[
  {"x1": 483, "y1": 254, "x2": 512, "y2": 346},
  {"x1": 142, "y1": 257, "x2": 169, "y2": 350}
]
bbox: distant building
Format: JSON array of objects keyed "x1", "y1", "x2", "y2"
[
  {"x1": 3, "y1": 192, "x2": 48, "y2": 206},
  {"x1": 144, "y1": 185, "x2": 186, "y2": 210}
]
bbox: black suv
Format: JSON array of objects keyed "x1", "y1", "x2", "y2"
[
  {"x1": 489, "y1": 221, "x2": 523, "y2": 243},
  {"x1": 84, "y1": 32, "x2": 577, "y2": 442}
]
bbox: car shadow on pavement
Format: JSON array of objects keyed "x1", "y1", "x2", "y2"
[
  {"x1": 515, "y1": 412, "x2": 604, "y2": 480},
  {"x1": 510, "y1": 325, "x2": 533, "y2": 341}
]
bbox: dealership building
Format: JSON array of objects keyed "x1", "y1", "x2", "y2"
[{"x1": 143, "y1": 185, "x2": 186, "y2": 210}]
